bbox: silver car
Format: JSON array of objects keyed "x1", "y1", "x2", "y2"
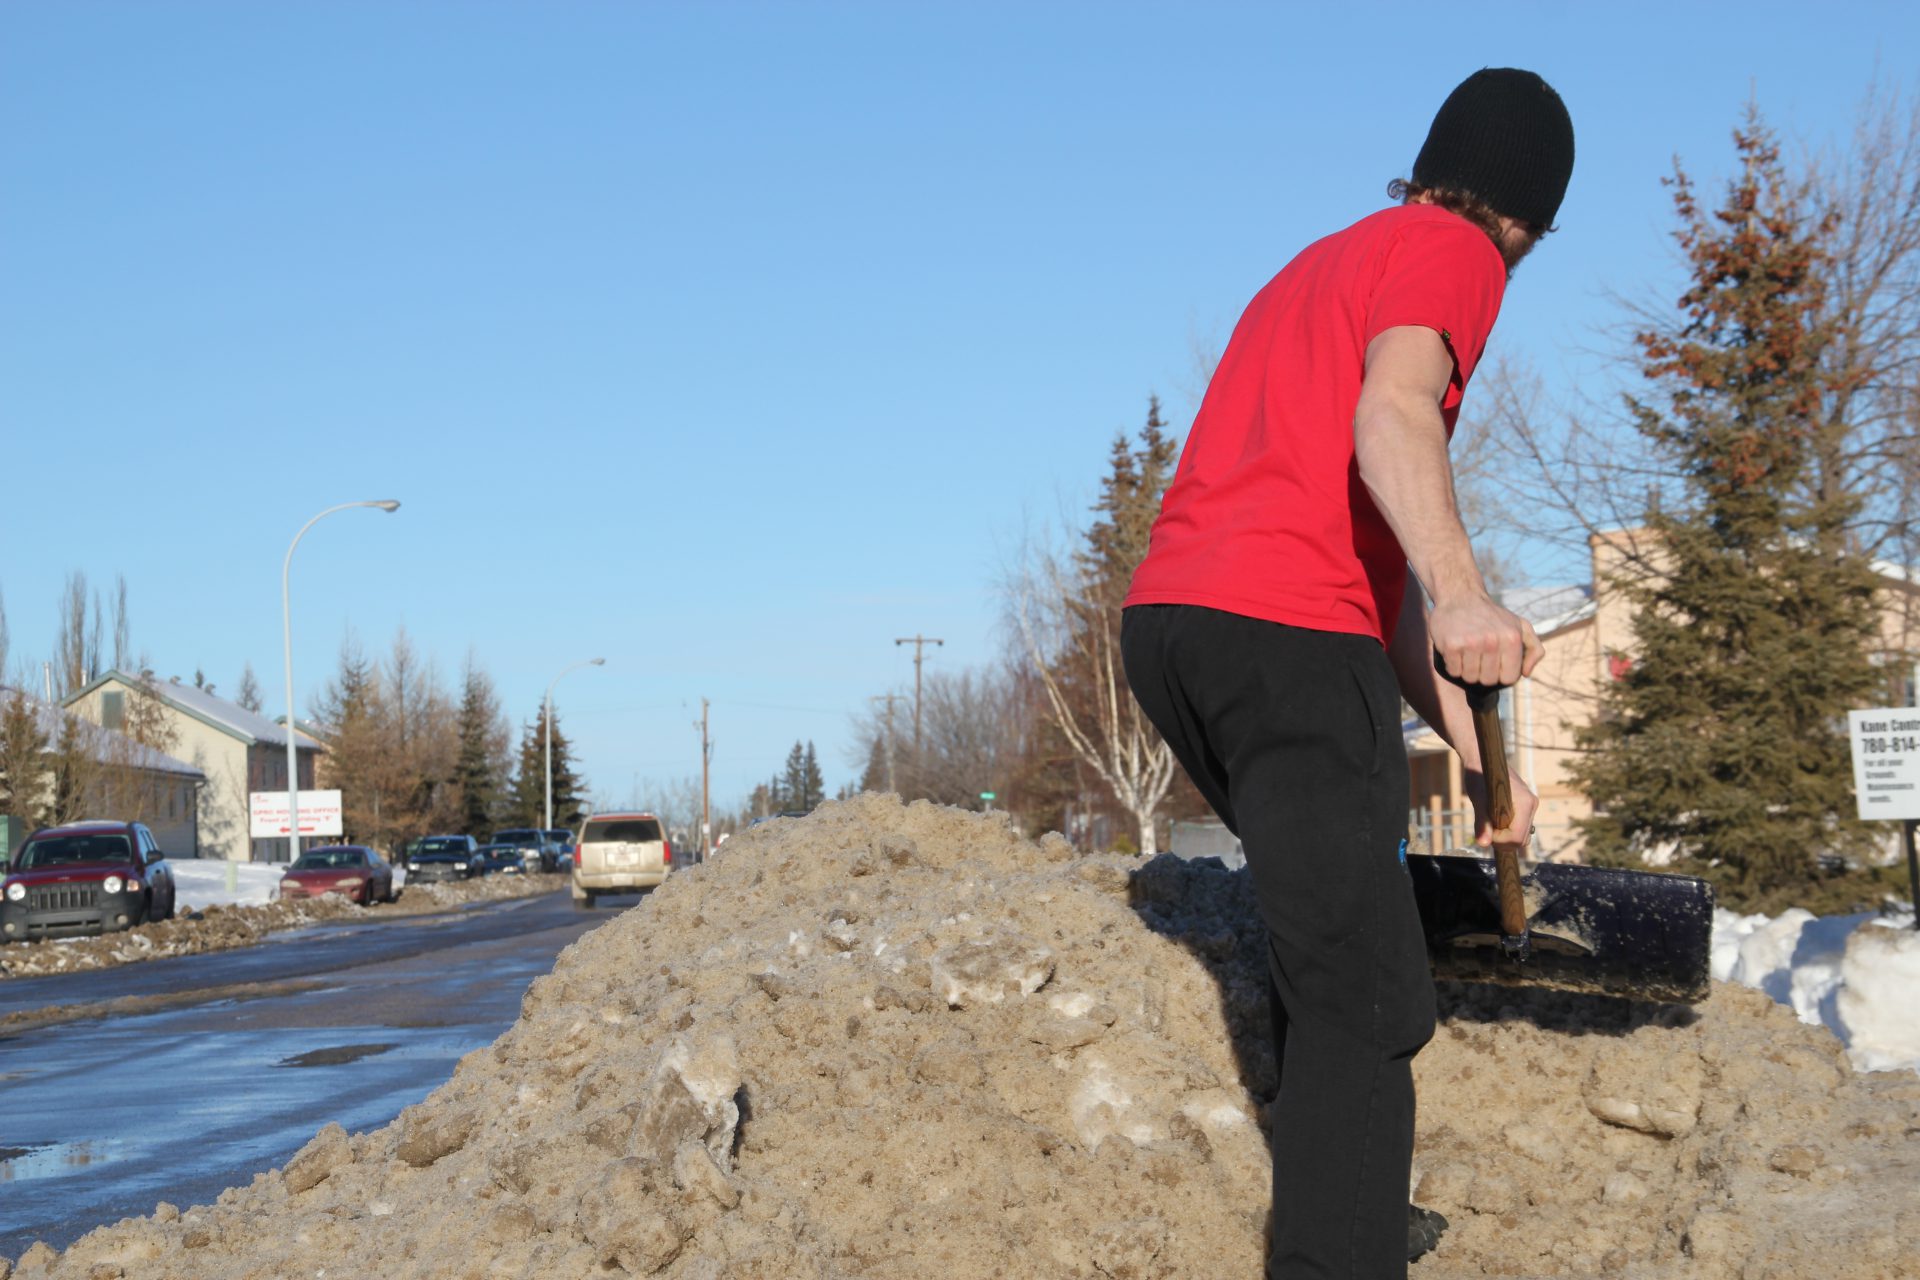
[{"x1": 571, "y1": 812, "x2": 671, "y2": 910}]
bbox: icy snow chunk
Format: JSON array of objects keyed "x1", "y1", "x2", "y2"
[
  {"x1": 634, "y1": 1036, "x2": 743, "y2": 1172},
  {"x1": 1069, "y1": 1057, "x2": 1159, "y2": 1150},
  {"x1": 929, "y1": 936, "x2": 1055, "y2": 1008},
  {"x1": 1048, "y1": 992, "x2": 1097, "y2": 1019}
]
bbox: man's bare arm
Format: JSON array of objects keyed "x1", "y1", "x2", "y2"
[
  {"x1": 1353, "y1": 325, "x2": 1541, "y2": 686},
  {"x1": 1387, "y1": 572, "x2": 1477, "y2": 760},
  {"x1": 1387, "y1": 573, "x2": 1538, "y2": 845}
]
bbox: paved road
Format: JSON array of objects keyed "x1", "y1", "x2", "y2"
[{"x1": 0, "y1": 888, "x2": 645, "y2": 1258}]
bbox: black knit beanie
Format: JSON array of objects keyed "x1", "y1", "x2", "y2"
[{"x1": 1413, "y1": 68, "x2": 1574, "y2": 228}]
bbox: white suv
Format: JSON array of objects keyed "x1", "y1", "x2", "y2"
[{"x1": 571, "y1": 811, "x2": 672, "y2": 909}]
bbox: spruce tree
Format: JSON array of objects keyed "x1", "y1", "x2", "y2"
[
  {"x1": 0, "y1": 691, "x2": 49, "y2": 825},
  {"x1": 508, "y1": 707, "x2": 587, "y2": 830},
  {"x1": 780, "y1": 742, "x2": 808, "y2": 811},
  {"x1": 801, "y1": 741, "x2": 825, "y2": 810},
  {"x1": 1572, "y1": 116, "x2": 1882, "y2": 898},
  {"x1": 857, "y1": 737, "x2": 888, "y2": 794},
  {"x1": 547, "y1": 713, "x2": 587, "y2": 829},
  {"x1": 453, "y1": 660, "x2": 507, "y2": 837}
]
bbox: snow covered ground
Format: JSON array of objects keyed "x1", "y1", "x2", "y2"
[
  {"x1": 169, "y1": 859, "x2": 410, "y2": 910},
  {"x1": 1713, "y1": 903, "x2": 1920, "y2": 1076}
]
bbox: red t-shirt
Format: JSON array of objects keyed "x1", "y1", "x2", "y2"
[{"x1": 1125, "y1": 204, "x2": 1506, "y2": 644}]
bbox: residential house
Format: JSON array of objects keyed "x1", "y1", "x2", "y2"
[
  {"x1": 1406, "y1": 530, "x2": 1920, "y2": 863},
  {"x1": 64, "y1": 672, "x2": 324, "y2": 862},
  {"x1": 0, "y1": 692, "x2": 205, "y2": 857}
]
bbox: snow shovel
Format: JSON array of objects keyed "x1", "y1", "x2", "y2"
[{"x1": 1405, "y1": 670, "x2": 1715, "y2": 1004}]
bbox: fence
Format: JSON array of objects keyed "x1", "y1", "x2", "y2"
[{"x1": 1408, "y1": 805, "x2": 1582, "y2": 862}]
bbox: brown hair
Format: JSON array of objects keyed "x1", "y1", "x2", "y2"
[{"x1": 1387, "y1": 178, "x2": 1552, "y2": 273}]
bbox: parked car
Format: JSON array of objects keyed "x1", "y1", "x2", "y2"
[
  {"x1": 571, "y1": 811, "x2": 671, "y2": 910},
  {"x1": 544, "y1": 828, "x2": 574, "y2": 865},
  {"x1": 471, "y1": 844, "x2": 529, "y2": 876},
  {"x1": 406, "y1": 835, "x2": 481, "y2": 884},
  {"x1": 278, "y1": 845, "x2": 393, "y2": 905},
  {"x1": 491, "y1": 828, "x2": 559, "y2": 873},
  {"x1": 1, "y1": 820, "x2": 177, "y2": 942}
]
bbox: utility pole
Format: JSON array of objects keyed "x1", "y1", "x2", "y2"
[
  {"x1": 893, "y1": 634, "x2": 944, "y2": 755},
  {"x1": 868, "y1": 693, "x2": 904, "y2": 793},
  {"x1": 694, "y1": 697, "x2": 712, "y2": 858}
]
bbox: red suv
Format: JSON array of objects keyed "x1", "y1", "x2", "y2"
[{"x1": 1, "y1": 821, "x2": 179, "y2": 942}]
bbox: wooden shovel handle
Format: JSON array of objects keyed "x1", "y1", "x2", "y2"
[{"x1": 1463, "y1": 683, "x2": 1529, "y2": 943}]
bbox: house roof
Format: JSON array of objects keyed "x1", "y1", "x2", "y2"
[
  {"x1": 64, "y1": 671, "x2": 324, "y2": 752},
  {"x1": 8, "y1": 693, "x2": 206, "y2": 779}
]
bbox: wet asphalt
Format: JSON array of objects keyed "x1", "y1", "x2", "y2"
[{"x1": 0, "y1": 887, "x2": 646, "y2": 1258}]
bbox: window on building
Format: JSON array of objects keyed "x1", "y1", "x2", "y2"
[{"x1": 102, "y1": 690, "x2": 125, "y2": 731}]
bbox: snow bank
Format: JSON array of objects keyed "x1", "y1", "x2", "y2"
[
  {"x1": 170, "y1": 858, "x2": 411, "y2": 910},
  {"x1": 168, "y1": 859, "x2": 285, "y2": 909},
  {"x1": 1712, "y1": 904, "x2": 1919, "y2": 1076}
]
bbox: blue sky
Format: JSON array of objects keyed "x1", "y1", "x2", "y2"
[{"x1": 2, "y1": 2, "x2": 1911, "y2": 803}]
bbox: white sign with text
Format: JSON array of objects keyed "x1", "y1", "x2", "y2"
[
  {"x1": 1848, "y1": 709, "x2": 1920, "y2": 822},
  {"x1": 249, "y1": 790, "x2": 345, "y2": 839}
]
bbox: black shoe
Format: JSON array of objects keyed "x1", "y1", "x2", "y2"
[{"x1": 1408, "y1": 1204, "x2": 1448, "y2": 1262}]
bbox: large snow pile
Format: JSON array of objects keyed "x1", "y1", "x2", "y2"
[
  {"x1": 1713, "y1": 905, "x2": 1920, "y2": 1076},
  {"x1": 13, "y1": 796, "x2": 1920, "y2": 1279}
]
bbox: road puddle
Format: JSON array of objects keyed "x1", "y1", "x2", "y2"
[
  {"x1": 0, "y1": 1139, "x2": 127, "y2": 1182},
  {"x1": 276, "y1": 1042, "x2": 395, "y2": 1068}
]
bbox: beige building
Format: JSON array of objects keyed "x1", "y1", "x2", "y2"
[
  {"x1": 0, "y1": 694, "x2": 205, "y2": 857},
  {"x1": 65, "y1": 672, "x2": 324, "y2": 863},
  {"x1": 1406, "y1": 531, "x2": 1920, "y2": 863}
]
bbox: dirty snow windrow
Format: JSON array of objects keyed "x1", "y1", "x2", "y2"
[{"x1": 12, "y1": 796, "x2": 1917, "y2": 1279}]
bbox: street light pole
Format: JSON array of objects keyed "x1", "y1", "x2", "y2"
[
  {"x1": 546, "y1": 658, "x2": 605, "y2": 832},
  {"x1": 283, "y1": 500, "x2": 400, "y2": 863}
]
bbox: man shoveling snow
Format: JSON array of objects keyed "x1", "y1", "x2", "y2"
[{"x1": 1124, "y1": 67, "x2": 1574, "y2": 1278}]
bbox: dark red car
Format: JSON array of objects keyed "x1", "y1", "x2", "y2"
[
  {"x1": 1, "y1": 821, "x2": 178, "y2": 942},
  {"x1": 277, "y1": 845, "x2": 393, "y2": 906}
]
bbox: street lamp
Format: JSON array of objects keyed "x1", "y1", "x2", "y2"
[
  {"x1": 546, "y1": 658, "x2": 605, "y2": 831},
  {"x1": 282, "y1": 500, "x2": 400, "y2": 862}
]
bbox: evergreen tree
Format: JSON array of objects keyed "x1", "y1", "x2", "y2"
[
  {"x1": 0, "y1": 691, "x2": 49, "y2": 825},
  {"x1": 1078, "y1": 395, "x2": 1181, "y2": 610},
  {"x1": 1573, "y1": 116, "x2": 1882, "y2": 898},
  {"x1": 801, "y1": 741, "x2": 825, "y2": 810},
  {"x1": 235, "y1": 663, "x2": 263, "y2": 713},
  {"x1": 45, "y1": 712, "x2": 91, "y2": 827},
  {"x1": 508, "y1": 706, "x2": 587, "y2": 829},
  {"x1": 857, "y1": 736, "x2": 888, "y2": 794},
  {"x1": 453, "y1": 658, "x2": 508, "y2": 837},
  {"x1": 779, "y1": 742, "x2": 808, "y2": 811}
]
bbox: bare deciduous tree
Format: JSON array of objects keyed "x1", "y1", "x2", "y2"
[{"x1": 1010, "y1": 540, "x2": 1176, "y2": 855}]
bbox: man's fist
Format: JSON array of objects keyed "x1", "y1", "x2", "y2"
[
  {"x1": 1470, "y1": 768, "x2": 1538, "y2": 850},
  {"x1": 1430, "y1": 594, "x2": 1543, "y2": 687}
]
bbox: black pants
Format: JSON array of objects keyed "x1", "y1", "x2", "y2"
[{"x1": 1122, "y1": 604, "x2": 1436, "y2": 1280}]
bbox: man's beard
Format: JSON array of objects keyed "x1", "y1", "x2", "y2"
[{"x1": 1500, "y1": 230, "x2": 1541, "y2": 276}]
